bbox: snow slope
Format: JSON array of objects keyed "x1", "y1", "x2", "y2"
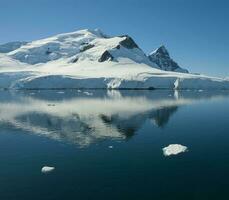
[
  {"x1": 0, "y1": 28, "x2": 228, "y2": 90},
  {"x1": 0, "y1": 41, "x2": 27, "y2": 53}
]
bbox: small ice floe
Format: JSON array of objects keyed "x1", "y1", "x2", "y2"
[
  {"x1": 30, "y1": 92, "x2": 35, "y2": 95},
  {"x1": 163, "y1": 144, "x2": 188, "y2": 156},
  {"x1": 83, "y1": 91, "x2": 93, "y2": 96},
  {"x1": 108, "y1": 145, "x2": 113, "y2": 149},
  {"x1": 41, "y1": 166, "x2": 55, "y2": 174},
  {"x1": 198, "y1": 89, "x2": 203, "y2": 92},
  {"x1": 77, "y1": 90, "x2": 81, "y2": 93},
  {"x1": 57, "y1": 91, "x2": 65, "y2": 94}
]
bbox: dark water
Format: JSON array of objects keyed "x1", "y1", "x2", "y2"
[{"x1": 1, "y1": 89, "x2": 229, "y2": 200}]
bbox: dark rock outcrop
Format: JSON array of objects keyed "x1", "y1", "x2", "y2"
[
  {"x1": 115, "y1": 45, "x2": 121, "y2": 49},
  {"x1": 45, "y1": 48, "x2": 52, "y2": 55},
  {"x1": 148, "y1": 45, "x2": 188, "y2": 73},
  {"x1": 119, "y1": 35, "x2": 139, "y2": 49},
  {"x1": 80, "y1": 44, "x2": 95, "y2": 52},
  {"x1": 98, "y1": 50, "x2": 113, "y2": 62},
  {"x1": 71, "y1": 57, "x2": 78, "y2": 63}
]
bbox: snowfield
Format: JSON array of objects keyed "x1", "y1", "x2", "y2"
[{"x1": 0, "y1": 29, "x2": 229, "y2": 90}]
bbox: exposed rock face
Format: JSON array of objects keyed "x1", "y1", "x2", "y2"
[
  {"x1": 148, "y1": 45, "x2": 188, "y2": 73},
  {"x1": 98, "y1": 50, "x2": 113, "y2": 62},
  {"x1": 0, "y1": 41, "x2": 28, "y2": 53},
  {"x1": 119, "y1": 35, "x2": 139, "y2": 49},
  {"x1": 115, "y1": 45, "x2": 121, "y2": 49},
  {"x1": 71, "y1": 57, "x2": 78, "y2": 63},
  {"x1": 80, "y1": 44, "x2": 95, "y2": 52}
]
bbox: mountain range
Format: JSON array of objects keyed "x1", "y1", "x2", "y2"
[{"x1": 0, "y1": 29, "x2": 228, "y2": 89}]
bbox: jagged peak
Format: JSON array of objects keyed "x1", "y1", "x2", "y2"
[
  {"x1": 149, "y1": 45, "x2": 170, "y2": 57},
  {"x1": 118, "y1": 35, "x2": 140, "y2": 49},
  {"x1": 148, "y1": 45, "x2": 188, "y2": 73}
]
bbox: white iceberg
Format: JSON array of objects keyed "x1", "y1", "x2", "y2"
[
  {"x1": 163, "y1": 144, "x2": 188, "y2": 156},
  {"x1": 41, "y1": 166, "x2": 55, "y2": 174}
]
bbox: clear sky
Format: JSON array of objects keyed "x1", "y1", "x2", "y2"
[{"x1": 0, "y1": 0, "x2": 228, "y2": 77}]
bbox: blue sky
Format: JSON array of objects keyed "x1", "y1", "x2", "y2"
[{"x1": 0, "y1": 0, "x2": 228, "y2": 76}]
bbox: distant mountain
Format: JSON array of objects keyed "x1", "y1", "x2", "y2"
[
  {"x1": 0, "y1": 28, "x2": 228, "y2": 90},
  {"x1": 148, "y1": 45, "x2": 188, "y2": 73},
  {"x1": 0, "y1": 30, "x2": 186, "y2": 73},
  {"x1": 6, "y1": 29, "x2": 155, "y2": 68}
]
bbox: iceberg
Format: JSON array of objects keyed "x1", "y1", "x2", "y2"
[
  {"x1": 163, "y1": 144, "x2": 188, "y2": 156},
  {"x1": 41, "y1": 166, "x2": 55, "y2": 174}
]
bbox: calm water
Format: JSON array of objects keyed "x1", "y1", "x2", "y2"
[{"x1": 1, "y1": 90, "x2": 229, "y2": 200}]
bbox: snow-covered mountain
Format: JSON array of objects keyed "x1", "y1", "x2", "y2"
[
  {"x1": 0, "y1": 41, "x2": 27, "y2": 53},
  {"x1": 0, "y1": 28, "x2": 229, "y2": 90},
  {"x1": 6, "y1": 29, "x2": 154, "y2": 67},
  {"x1": 148, "y1": 45, "x2": 188, "y2": 73}
]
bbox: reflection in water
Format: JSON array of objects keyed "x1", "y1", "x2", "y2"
[
  {"x1": 0, "y1": 90, "x2": 229, "y2": 147},
  {"x1": 151, "y1": 106, "x2": 178, "y2": 128}
]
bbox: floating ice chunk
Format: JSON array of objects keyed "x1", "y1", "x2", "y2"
[
  {"x1": 57, "y1": 91, "x2": 65, "y2": 94},
  {"x1": 198, "y1": 89, "x2": 203, "y2": 92},
  {"x1": 41, "y1": 166, "x2": 55, "y2": 174},
  {"x1": 108, "y1": 145, "x2": 113, "y2": 149},
  {"x1": 83, "y1": 91, "x2": 93, "y2": 96},
  {"x1": 163, "y1": 144, "x2": 188, "y2": 156}
]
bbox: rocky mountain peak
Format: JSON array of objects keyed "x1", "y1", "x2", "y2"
[{"x1": 148, "y1": 45, "x2": 188, "y2": 73}]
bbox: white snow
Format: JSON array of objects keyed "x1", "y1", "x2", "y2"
[
  {"x1": 163, "y1": 144, "x2": 188, "y2": 156},
  {"x1": 41, "y1": 166, "x2": 55, "y2": 173},
  {"x1": 0, "y1": 29, "x2": 228, "y2": 90}
]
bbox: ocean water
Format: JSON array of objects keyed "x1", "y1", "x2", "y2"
[{"x1": 1, "y1": 89, "x2": 229, "y2": 200}]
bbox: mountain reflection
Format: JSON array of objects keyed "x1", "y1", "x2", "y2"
[{"x1": 0, "y1": 90, "x2": 228, "y2": 147}]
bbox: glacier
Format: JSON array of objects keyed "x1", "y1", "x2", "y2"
[{"x1": 0, "y1": 28, "x2": 228, "y2": 90}]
